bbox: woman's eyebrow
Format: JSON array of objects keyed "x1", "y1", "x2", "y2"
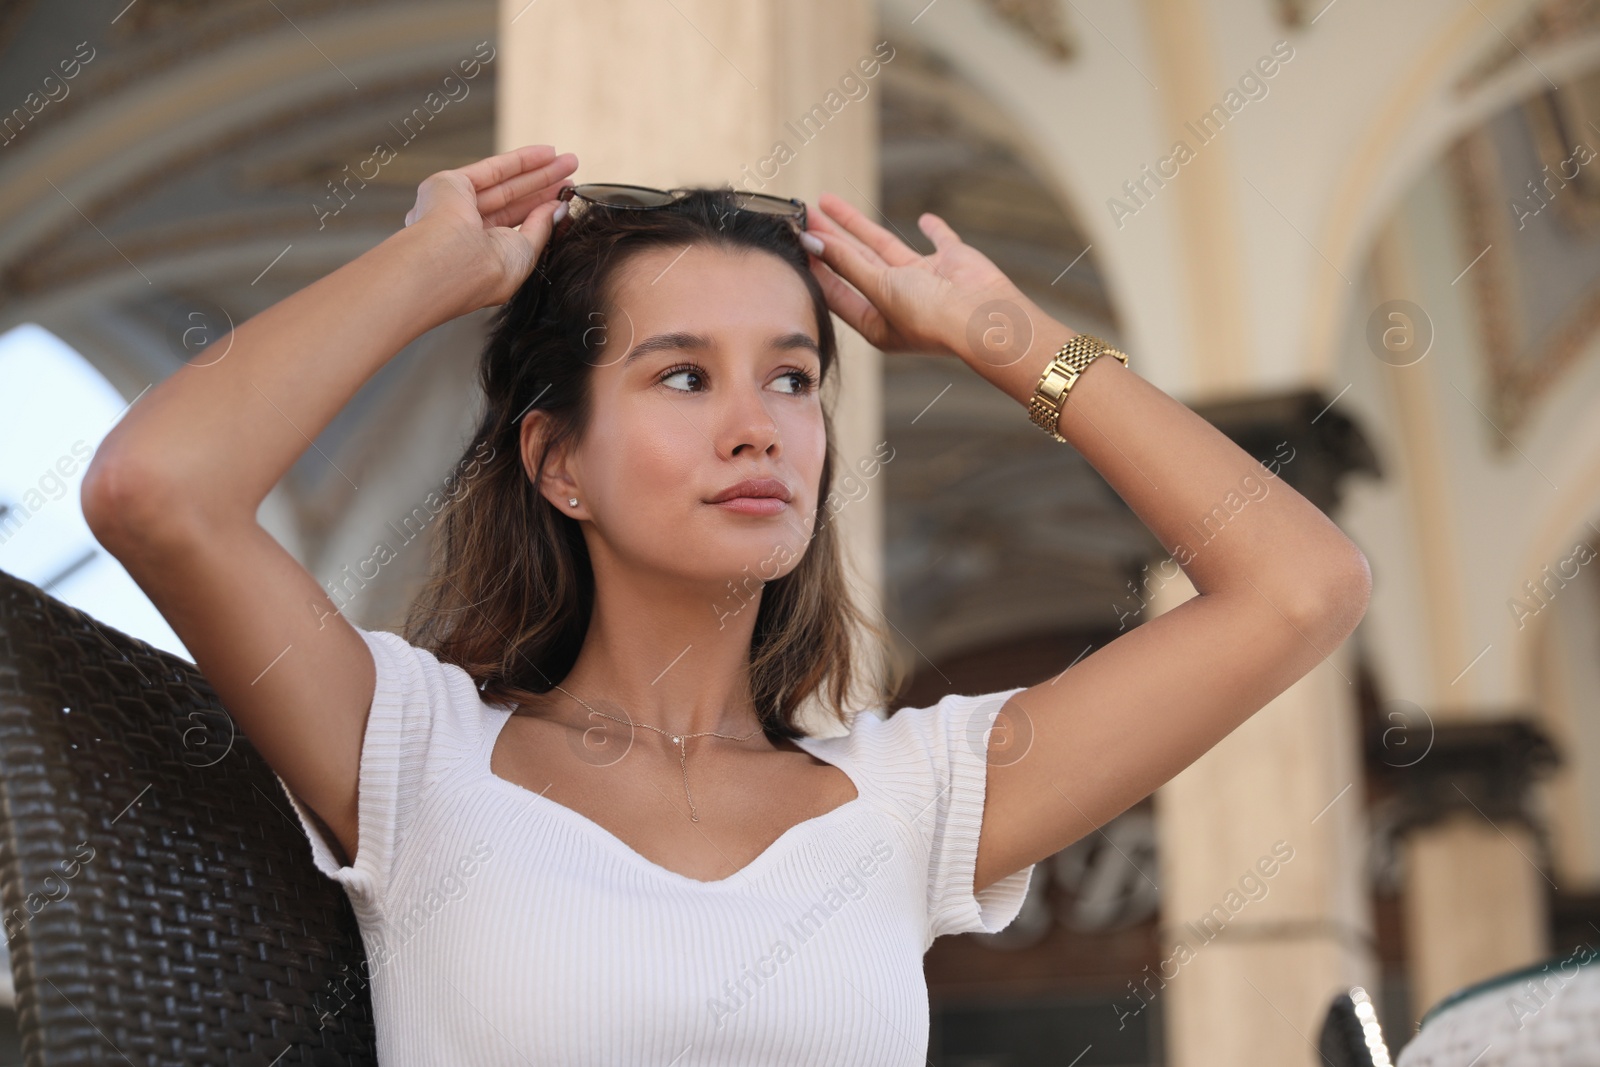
[{"x1": 622, "y1": 330, "x2": 820, "y2": 366}]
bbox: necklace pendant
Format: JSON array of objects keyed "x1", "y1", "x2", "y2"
[{"x1": 671, "y1": 736, "x2": 681, "y2": 745}]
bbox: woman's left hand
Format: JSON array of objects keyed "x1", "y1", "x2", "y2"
[{"x1": 801, "y1": 192, "x2": 1033, "y2": 363}]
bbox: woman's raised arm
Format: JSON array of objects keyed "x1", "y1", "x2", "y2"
[
  {"x1": 79, "y1": 145, "x2": 576, "y2": 868},
  {"x1": 799, "y1": 192, "x2": 1372, "y2": 895}
]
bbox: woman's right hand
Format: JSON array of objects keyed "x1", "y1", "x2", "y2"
[{"x1": 403, "y1": 144, "x2": 579, "y2": 313}]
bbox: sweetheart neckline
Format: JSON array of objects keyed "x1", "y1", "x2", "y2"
[{"x1": 479, "y1": 706, "x2": 866, "y2": 889}]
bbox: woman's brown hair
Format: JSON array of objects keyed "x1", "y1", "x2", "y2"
[{"x1": 402, "y1": 186, "x2": 901, "y2": 739}]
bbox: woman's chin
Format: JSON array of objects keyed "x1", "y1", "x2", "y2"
[{"x1": 678, "y1": 529, "x2": 806, "y2": 579}]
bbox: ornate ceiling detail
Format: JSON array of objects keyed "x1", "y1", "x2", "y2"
[
  {"x1": 1448, "y1": 76, "x2": 1600, "y2": 445},
  {"x1": 974, "y1": 0, "x2": 1077, "y2": 63},
  {"x1": 3, "y1": 73, "x2": 489, "y2": 299},
  {"x1": 1454, "y1": 0, "x2": 1600, "y2": 96},
  {"x1": 0, "y1": 0, "x2": 495, "y2": 598}
]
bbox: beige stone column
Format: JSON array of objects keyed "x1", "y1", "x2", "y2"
[
  {"x1": 1403, "y1": 815, "x2": 1548, "y2": 1016},
  {"x1": 498, "y1": 1, "x2": 886, "y2": 719},
  {"x1": 1385, "y1": 715, "x2": 1556, "y2": 1022},
  {"x1": 1150, "y1": 569, "x2": 1378, "y2": 1067}
]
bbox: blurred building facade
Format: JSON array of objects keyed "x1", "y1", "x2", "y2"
[{"x1": 2, "y1": 0, "x2": 1598, "y2": 1063}]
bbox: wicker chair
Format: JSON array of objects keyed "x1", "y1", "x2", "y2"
[{"x1": 0, "y1": 566, "x2": 376, "y2": 1066}]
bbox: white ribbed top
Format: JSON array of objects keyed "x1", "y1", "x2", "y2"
[{"x1": 276, "y1": 625, "x2": 1034, "y2": 1066}]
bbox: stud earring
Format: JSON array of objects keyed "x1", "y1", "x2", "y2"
[{"x1": 568, "y1": 497, "x2": 579, "y2": 507}]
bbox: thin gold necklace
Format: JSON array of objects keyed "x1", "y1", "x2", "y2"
[{"x1": 559, "y1": 689, "x2": 764, "y2": 823}]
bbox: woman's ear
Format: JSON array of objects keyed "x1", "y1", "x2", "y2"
[
  {"x1": 517, "y1": 409, "x2": 545, "y2": 487},
  {"x1": 520, "y1": 409, "x2": 583, "y2": 514}
]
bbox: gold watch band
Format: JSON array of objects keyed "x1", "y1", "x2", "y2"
[{"x1": 1026, "y1": 332, "x2": 1129, "y2": 443}]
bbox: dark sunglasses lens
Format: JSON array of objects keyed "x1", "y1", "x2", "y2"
[{"x1": 572, "y1": 184, "x2": 678, "y2": 208}]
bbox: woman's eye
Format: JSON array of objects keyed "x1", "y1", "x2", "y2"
[
  {"x1": 659, "y1": 365, "x2": 816, "y2": 394},
  {"x1": 774, "y1": 369, "x2": 818, "y2": 395},
  {"x1": 660, "y1": 366, "x2": 703, "y2": 392}
]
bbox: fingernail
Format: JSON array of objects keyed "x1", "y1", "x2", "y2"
[
  {"x1": 553, "y1": 201, "x2": 569, "y2": 222},
  {"x1": 800, "y1": 232, "x2": 823, "y2": 255}
]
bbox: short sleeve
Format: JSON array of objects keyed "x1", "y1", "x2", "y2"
[
  {"x1": 272, "y1": 624, "x2": 489, "y2": 911},
  {"x1": 853, "y1": 685, "x2": 1035, "y2": 947},
  {"x1": 922, "y1": 686, "x2": 1035, "y2": 942}
]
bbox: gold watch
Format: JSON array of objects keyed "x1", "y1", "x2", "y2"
[{"x1": 1026, "y1": 332, "x2": 1129, "y2": 443}]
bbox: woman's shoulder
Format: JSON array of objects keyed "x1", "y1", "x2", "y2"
[
  {"x1": 801, "y1": 686, "x2": 1029, "y2": 788},
  {"x1": 828, "y1": 685, "x2": 1026, "y2": 743},
  {"x1": 351, "y1": 623, "x2": 502, "y2": 747}
]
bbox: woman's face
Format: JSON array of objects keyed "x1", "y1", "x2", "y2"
[{"x1": 543, "y1": 242, "x2": 828, "y2": 593}]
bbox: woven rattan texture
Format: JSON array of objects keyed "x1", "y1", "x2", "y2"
[{"x1": 0, "y1": 568, "x2": 376, "y2": 1066}]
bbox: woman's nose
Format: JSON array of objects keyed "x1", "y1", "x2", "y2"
[{"x1": 718, "y1": 383, "x2": 782, "y2": 457}]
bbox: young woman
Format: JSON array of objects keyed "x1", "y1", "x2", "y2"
[{"x1": 83, "y1": 144, "x2": 1370, "y2": 1064}]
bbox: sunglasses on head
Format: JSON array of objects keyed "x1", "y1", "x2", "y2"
[{"x1": 556, "y1": 183, "x2": 807, "y2": 233}]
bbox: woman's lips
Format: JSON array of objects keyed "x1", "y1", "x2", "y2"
[{"x1": 710, "y1": 496, "x2": 788, "y2": 515}]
